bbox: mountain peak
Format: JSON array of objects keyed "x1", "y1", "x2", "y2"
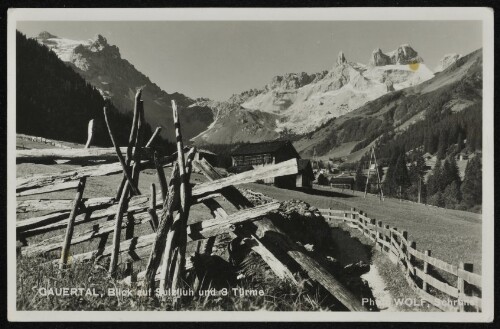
[
  {"x1": 89, "y1": 34, "x2": 109, "y2": 51},
  {"x1": 337, "y1": 51, "x2": 347, "y2": 65},
  {"x1": 370, "y1": 44, "x2": 423, "y2": 66},
  {"x1": 37, "y1": 31, "x2": 57, "y2": 40}
]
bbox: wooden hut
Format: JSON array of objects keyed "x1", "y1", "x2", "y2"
[{"x1": 230, "y1": 140, "x2": 302, "y2": 187}]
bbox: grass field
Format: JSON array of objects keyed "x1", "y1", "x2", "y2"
[{"x1": 241, "y1": 183, "x2": 482, "y2": 274}]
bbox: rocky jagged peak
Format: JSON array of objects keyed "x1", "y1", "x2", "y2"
[
  {"x1": 370, "y1": 48, "x2": 392, "y2": 66},
  {"x1": 393, "y1": 44, "x2": 423, "y2": 64},
  {"x1": 435, "y1": 53, "x2": 462, "y2": 72},
  {"x1": 337, "y1": 51, "x2": 347, "y2": 65},
  {"x1": 89, "y1": 34, "x2": 109, "y2": 51},
  {"x1": 37, "y1": 31, "x2": 57, "y2": 40},
  {"x1": 369, "y1": 44, "x2": 423, "y2": 66}
]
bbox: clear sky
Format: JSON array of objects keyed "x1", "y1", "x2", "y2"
[{"x1": 17, "y1": 21, "x2": 482, "y2": 101}]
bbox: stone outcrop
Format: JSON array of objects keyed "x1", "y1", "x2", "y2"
[
  {"x1": 370, "y1": 48, "x2": 392, "y2": 66},
  {"x1": 337, "y1": 51, "x2": 347, "y2": 65},
  {"x1": 435, "y1": 53, "x2": 462, "y2": 72},
  {"x1": 370, "y1": 44, "x2": 423, "y2": 66}
]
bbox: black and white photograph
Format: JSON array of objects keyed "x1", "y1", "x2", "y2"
[{"x1": 6, "y1": 7, "x2": 494, "y2": 322}]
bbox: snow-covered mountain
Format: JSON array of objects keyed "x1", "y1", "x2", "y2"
[
  {"x1": 36, "y1": 32, "x2": 214, "y2": 142},
  {"x1": 193, "y1": 44, "x2": 434, "y2": 144}
]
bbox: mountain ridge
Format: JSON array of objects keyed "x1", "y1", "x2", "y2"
[{"x1": 36, "y1": 32, "x2": 214, "y2": 142}]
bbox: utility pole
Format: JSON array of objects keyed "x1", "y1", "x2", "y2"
[
  {"x1": 417, "y1": 176, "x2": 421, "y2": 204},
  {"x1": 364, "y1": 146, "x2": 384, "y2": 201}
]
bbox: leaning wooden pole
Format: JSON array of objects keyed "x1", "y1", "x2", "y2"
[
  {"x1": 103, "y1": 107, "x2": 140, "y2": 196},
  {"x1": 170, "y1": 148, "x2": 197, "y2": 299},
  {"x1": 142, "y1": 163, "x2": 180, "y2": 293},
  {"x1": 59, "y1": 177, "x2": 86, "y2": 269},
  {"x1": 116, "y1": 89, "x2": 142, "y2": 199},
  {"x1": 109, "y1": 95, "x2": 145, "y2": 276},
  {"x1": 59, "y1": 119, "x2": 94, "y2": 269}
]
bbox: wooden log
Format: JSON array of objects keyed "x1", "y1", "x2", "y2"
[
  {"x1": 145, "y1": 127, "x2": 162, "y2": 148},
  {"x1": 18, "y1": 162, "x2": 127, "y2": 191},
  {"x1": 127, "y1": 89, "x2": 142, "y2": 162},
  {"x1": 16, "y1": 180, "x2": 80, "y2": 197},
  {"x1": 192, "y1": 158, "x2": 298, "y2": 198},
  {"x1": 148, "y1": 184, "x2": 159, "y2": 231},
  {"x1": 17, "y1": 190, "x2": 222, "y2": 239},
  {"x1": 84, "y1": 119, "x2": 95, "y2": 148},
  {"x1": 194, "y1": 160, "x2": 365, "y2": 311},
  {"x1": 16, "y1": 211, "x2": 70, "y2": 233},
  {"x1": 192, "y1": 159, "x2": 253, "y2": 210},
  {"x1": 21, "y1": 209, "x2": 159, "y2": 257},
  {"x1": 161, "y1": 150, "x2": 195, "y2": 293},
  {"x1": 251, "y1": 218, "x2": 366, "y2": 311},
  {"x1": 142, "y1": 163, "x2": 180, "y2": 293},
  {"x1": 154, "y1": 152, "x2": 169, "y2": 203},
  {"x1": 17, "y1": 197, "x2": 114, "y2": 213},
  {"x1": 108, "y1": 175, "x2": 133, "y2": 275},
  {"x1": 16, "y1": 147, "x2": 150, "y2": 163},
  {"x1": 103, "y1": 106, "x2": 140, "y2": 196},
  {"x1": 59, "y1": 177, "x2": 86, "y2": 269},
  {"x1": 60, "y1": 202, "x2": 279, "y2": 266}
]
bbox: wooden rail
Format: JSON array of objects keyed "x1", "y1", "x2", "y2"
[{"x1": 319, "y1": 208, "x2": 482, "y2": 312}]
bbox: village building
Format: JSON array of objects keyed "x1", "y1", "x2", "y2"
[{"x1": 230, "y1": 140, "x2": 313, "y2": 188}]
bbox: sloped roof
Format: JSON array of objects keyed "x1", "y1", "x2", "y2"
[
  {"x1": 231, "y1": 140, "x2": 297, "y2": 156},
  {"x1": 298, "y1": 159, "x2": 314, "y2": 179}
]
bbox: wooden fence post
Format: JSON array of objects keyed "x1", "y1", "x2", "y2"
[
  {"x1": 357, "y1": 211, "x2": 363, "y2": 232},
  {"x1": 423, "y1": 250, "x2": 431, "y2": 292},
  {"x1": 377, "y1": 220, "x2": 383, "y2": 250},
  {"x1": 369, "y1": 218, "x2": 376, "y2": 241},
  {"x1": 399, "y1": 230, "x2": 408, "y2": 267},
  {"x1": 350, "y1": 207, "x2": 356, "y2": 225},
  {"x1": 147, "y1": 183, "x2": 159, "y2": 231},
  {"x1": 458, "y1": 262, "x2": 473, "y2": 312},
  {"x1": 384, "y1": 224, "x2": 390, "y2": 253},
  {"x1": 59, "y1": 177, "x2": 86, "y2": 269},
  {"x1": 407, "y1": 240, "x2": 415, "y2": 277}
]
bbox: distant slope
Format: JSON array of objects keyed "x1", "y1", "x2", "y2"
[
  {"x1": 16, "y1": 31, "x2": 174, "y2": 151},
  {"x1": 293, "y1": 49, "x2": 482, "y2": 160},
  {"x1": 36, "y1": 32, "x2": 214, "y2": 142}
]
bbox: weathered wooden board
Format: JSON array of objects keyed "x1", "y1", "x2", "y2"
[
  {"x1": 16, "y1": 147, "x2": 152, "y2": 163},
  {"x1": 17, "y1": 197, "x2": 114, "y2": 213},
  {"x1": 54, "y1": 203, "x2": 280, "y2": 264},
  {"x1": 16, "y1": 181, "x2": 80, "y2": 197},
  {"x1": 191, "y1": 158, "x2": 299, "y2": 197}
]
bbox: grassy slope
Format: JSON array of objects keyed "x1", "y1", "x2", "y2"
[{"x1": 241, "y1": 183, "x2": 482, "y2": 274}]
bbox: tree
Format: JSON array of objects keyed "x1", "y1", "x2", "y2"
[
  {"x1": 355, "y1": 165, "x2": 365, "y2": 191},
  {"x1": 461, "y1": 156, "x2": 482, "y2": 209},
  {"x1": 443, "y1": 181, "x2": 462, "y2": 209},
  {"x1": 394, "y1": 153, "x2": 411, "y2": 192},
  {"x1": 426, "y1": 160, "x2": 442, "y2": 197},
  {"x1": 436, "y1": 130, "x2": 449, "y2": 160},
  {"x1": 457, "y1": 132, "x2": 464, "y2": 152},
  {"x1": 440, "y1": 156, "x2": 461, "y2": 191}
]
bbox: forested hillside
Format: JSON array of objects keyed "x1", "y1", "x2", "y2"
[{"x1": 16, "y1": 31, "x2": 174, "y2": 153}]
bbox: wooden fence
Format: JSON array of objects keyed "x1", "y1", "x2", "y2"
[
  {"x1": 318, "y1": 208, "x2": 482, "y2": 312},
  {"x1": 16, "y1": 90, "x2": 369, "y2": 311}
]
